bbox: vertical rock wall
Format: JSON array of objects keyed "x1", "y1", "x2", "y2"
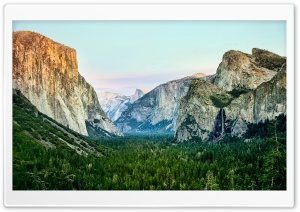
[{"x1": 13, "y1": 31, "x2": 122, "y2": 137}]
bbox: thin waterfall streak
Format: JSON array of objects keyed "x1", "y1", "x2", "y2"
[{"x1": 221, "y1": 109, "x2": 224, "y2": 135}]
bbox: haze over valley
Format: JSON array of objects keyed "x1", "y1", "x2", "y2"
[{"x1": 12, "y1": 21, "x2": 287, "y2": 190}]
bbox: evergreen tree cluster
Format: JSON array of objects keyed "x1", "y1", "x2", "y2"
[{"x1": 13, "y1": 92, "x2": 286, "y2": 190}]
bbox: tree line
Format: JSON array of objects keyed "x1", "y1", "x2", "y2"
[{"x1": 13, "y1": 91, "x2": 286, "y2": 190}]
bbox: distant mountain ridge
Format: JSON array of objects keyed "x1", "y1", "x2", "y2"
[
  {"x1": 98, "y1": 88, "x2": 148, "y2": 122},
  {"x1": 12, "y1": 31, "x2": 286, "y2": 142},
  {"x1": 114, "y1": 73, "x2": 209, "y2": 134},
  {"x1": 130, "y1": 88, "x2": 149, "y2": 103}
]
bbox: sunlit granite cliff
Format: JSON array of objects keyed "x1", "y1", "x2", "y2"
[{"x1": 13, "y1": 31, "x2": 122, "y2": 137}]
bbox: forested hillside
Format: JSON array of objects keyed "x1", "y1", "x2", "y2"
[{"x1": 13, "y1": 90, "x2": 286, "y2": 190}]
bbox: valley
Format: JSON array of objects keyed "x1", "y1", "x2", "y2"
[
  {"x1": 12, "y1": 30, "x2": 287, "y2": 190},
  {"x1": 13, "y1": 90, "x2": 286, "y2": 190}
]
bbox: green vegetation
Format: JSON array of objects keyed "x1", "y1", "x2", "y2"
[
  {"x1": 254, "y1": 50, "x2": 286, "y2": 71},
  {"x1": 210, "y1": 93, "x2": 233, "y2": 108},
  {"x1": 13, "y1": 90, "x2": 111, "y2": 155},
  {"x1": 244, "y1": 114, "x2": 286, "y2": 139},
  {"x1": 13, "y1": 91, "x2": 286, "y2": 190},
  {"x1": 210, "y1": 87, "x2": 251, "y2": 108},
  {"x1": 228, "y1": 87, "x2": 250, "y2": 98}
]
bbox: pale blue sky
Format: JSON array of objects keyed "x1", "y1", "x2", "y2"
[{"x1": 13, "y1": 21, "x2": 286, "y2": 96}]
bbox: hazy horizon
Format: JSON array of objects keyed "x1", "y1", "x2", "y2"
[{"x1": 13, "y1": 21, "x2": 286, "y2": 96}]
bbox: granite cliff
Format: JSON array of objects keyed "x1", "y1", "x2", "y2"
[
  {"x1": 98, "y1": 92, "x2": 131, "y2": 122},
  {"x1": 98, "y1": 88, "x2": 148, "y2": 122},
  {"x1": 213, "y1": 48, "x2": 286, "y2": 91},
  {"x1": 13, "y1": 31, "x2": 122, "y2": 137},
  {"x1": 114, "y1": 74, "x2": 207, "y2": 134},
  {"x1": 130, "y1": 88, "x2": 148, "y2": 103},
  {"x1": 176, "y1": 48, "x2": 286, "y2": 142}
]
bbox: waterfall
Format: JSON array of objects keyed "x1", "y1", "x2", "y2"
[
  {"x1": 208, "y1": 108, "x2": 230, "y2": 141},
  {"x1": 221, "y1": 109, "x2": 224, "y2": 135}
]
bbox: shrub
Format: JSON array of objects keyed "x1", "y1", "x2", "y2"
[
  {"x1": 210, "y1": 94, "x2": 233, "y2": 108},
  {"x1": 255, "y1": 54, "x2": 286, "y2": 70},
  {"x1": 228, "y1": 87, "x2": 250, "y2": 98}
]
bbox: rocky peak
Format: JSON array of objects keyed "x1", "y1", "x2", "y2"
[
  {"x1": 130, "y1": 88, "x2": 148, "y2": 103},
  {"x1": 98, "y1": 89, "x2": 149, "y2": 122},
  {"x1": 13, "y1": 31, "x2": 122, "y2": 137},
  {"x1": 98, "y1": 92, "x2": 131, "y2": 122},
  {"x1": 191, "y1": 73, "x2": 207, "y2": 78},
  {"x1": 252, "y1": 48, "x2": 286, "y2": 71},
  {"x1": 175, "y1": 51, "x2": 286, "y2": 142},
  {"x1": 182, "y1": 73, "x2": 207, "y2": 80},
  {"x1": 213, "y1": 48, "x2": 285, "y2": 91},
  {"x1": 13, "y1": 31, "x2": 78, "y2": 78},
  {"x1": 115, "y1": 73, "x2": 211, "y2": 134},
  {"x1": 221, "y1": 50, "x2": 252, "y2": 71}
]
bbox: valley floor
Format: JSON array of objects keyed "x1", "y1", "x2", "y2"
[
  {"x1": 13, "y1": 133, "x2": 286, "y2": 190},
  {"x1": 13, "y1": 91, "x2": 286, "y2": 190}
]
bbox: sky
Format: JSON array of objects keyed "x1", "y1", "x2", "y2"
[{"x1": 13, "y1": 21, "x2": 286, "y2": 96}]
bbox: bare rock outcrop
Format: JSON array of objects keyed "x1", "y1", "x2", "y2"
[
  {"x1": 13, "y1": 31, "x2": 122, "y2": 137},
  {"x1": 176, "y1": 48, "x2": 286, "y2": 142},
  {"x1": 213, "y1": 48, "x2": 285, "y2": 91},
  {"x1": 115, "y1": 74, "x2": 208, "y2": 133}
]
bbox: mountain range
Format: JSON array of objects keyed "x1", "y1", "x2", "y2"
[
  {"x1": 12, "y1": 30, "x2": 287, "y2": 192},
  {"x1": 114, "y1": 73, "x2": 208, "y2": 133},
  {"x1": 98, "y1": 88, "x2": 148, "y2": 122},
  {"x1": 12, "y1": 31, "x2": 286, "y2": 143}
]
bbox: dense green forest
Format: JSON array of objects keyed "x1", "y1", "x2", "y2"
[{"x1": 13, "y1": 91, "x2": 286, "y2": 190}]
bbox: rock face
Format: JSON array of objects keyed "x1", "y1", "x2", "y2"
[
  {"x1": 213, "y1": 48, "x2": 286, "y2": 91},
  {"x1": 176, "y1": 48, "x2": 286, "y2": 142},
  {"x1": 130, "y1": 88, "x2": 148, "y2": 103},
  {"x1": 98, "y1": 92, "x2": 131, "y2": 122},
  {"x1": 114, "y1": 74, "x2": 208, "y2": 134},
  {"x1": 175, "y1": 79, "x2": 227, "y2": 141},
  {"x1": 98, "y1": 88, "x2": 148, "y2": 122},
  {"x1": 13, "y1": 31, "x2": 122, "y2": 137},
  {"x1": 226, "y1": 65, "x2": 286, "y2": 136},
  {"x1": 208, "y1": 108, "x2": 231, "y2": 141}
]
